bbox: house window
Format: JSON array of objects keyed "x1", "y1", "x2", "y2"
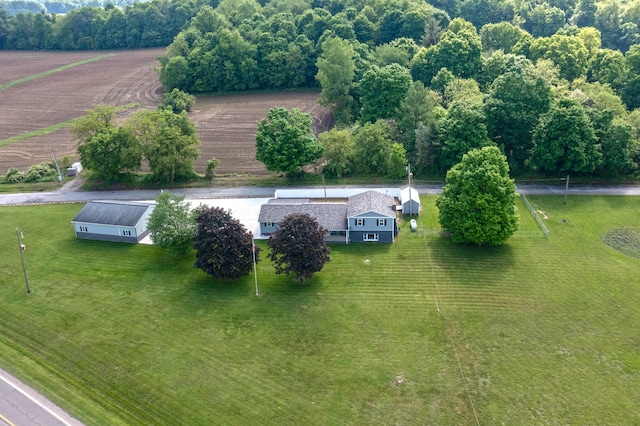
[
  {"x1": 356, "y1": 218, "x2": 364, "y2": 226},
  {"x1": 264, "y1": 222, "x2": 274, "y2": 227},
  {"x1": 123, "y1": 230, "x2": 132, "y2": 236},
  {"x1": 363, "y1": 233, "x2": 379, "y2": 242},
  {"x1": 79, "y1": 226, "x2": 88, "y2": 232},
  {"x1": 377, "y1": 219, "x2": 386, "y2": 227}
]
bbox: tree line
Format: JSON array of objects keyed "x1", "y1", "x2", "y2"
[
  {"x1": 0, "y1": 0, "x2": 141, "y2": 16},
  {"x1": 0, "y1": 0, "x2": 200, "y2": 49},
  {"x1": 154, "y1": 0, "x2": 640, "y2": 180}
]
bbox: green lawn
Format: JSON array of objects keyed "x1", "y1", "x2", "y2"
[{"x1": 0, "y1": 195, "x2": 639, "y2": 425}]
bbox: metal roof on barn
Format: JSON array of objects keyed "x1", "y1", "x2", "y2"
[
  {"x1": 347, "y1": 190, "x2": 396, "y2": 218},
  {"x1": 72, "y1": 201, "x2": 154, "y2": 226}
]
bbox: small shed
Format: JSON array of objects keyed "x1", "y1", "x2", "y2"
[
  {"x1": 67, "y1": 162, "x2": 83, "y2": 176},
  {"x1": 400, "y1": 185, "x2": 420, "y2": 215},
  {"x1": 71, "y1": 200, "x2": 155, "y2": 243}
]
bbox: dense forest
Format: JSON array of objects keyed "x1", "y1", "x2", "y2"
[
  {"x1": 0, "y1": 0, "x2": 145, "y2": 15},
  {"x1": 2, "y1": 0, "x2": 640, "y2": 179}
]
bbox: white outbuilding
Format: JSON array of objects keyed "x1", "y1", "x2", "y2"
[
  {"x1": 71, "y1": 200, "x2": 155, "y2": 243},
  {"x1": 400, "y1": 185, "x2": 421, "y2": 215}
]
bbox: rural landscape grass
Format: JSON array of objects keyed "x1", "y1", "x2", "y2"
[{"x1": 1, "y1": 195, "x2": 639, "y2": 424}]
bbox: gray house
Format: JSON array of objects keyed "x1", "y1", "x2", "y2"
[
  {"x1": 400, "y1": 185, "x2": 421, "y2": 215},
  {"x1": 258, "y1": 199, "x2": 348, "y2": 243},
  {"x1": 71, "y1": 200, "x2": 155, "y2": 243},
  {"x1": 346, "y1": 190, "x2": 397, "y2": 243},
  {"x1": 258, "y1": 190, "x2": 398, "y2": 243}
]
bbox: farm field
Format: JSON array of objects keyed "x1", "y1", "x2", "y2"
[
  {"x1": 0, "y1": 49, "x2": 332, "y2": 176},
  {"x1": 0, "y1": 195, "x2": 639, "y2": 425}
]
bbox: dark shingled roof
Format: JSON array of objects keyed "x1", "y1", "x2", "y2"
[
  {"x1": 347, "y1": 190, "x2": 395, "y2": 217},
  {"x1": 72, "y1": 201, "x2": 154, "y2": 226},
  {"x1": 259, "y1": 203, "x2": 348, "y2": 231}
]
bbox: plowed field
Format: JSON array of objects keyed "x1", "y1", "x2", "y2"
[{"x1": 0, "y1": 49, "x2": 332, "y2": 175}]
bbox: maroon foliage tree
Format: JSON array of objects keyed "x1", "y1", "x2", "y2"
[
  {"x1": 267, "y1": 213, "x2": 330, "y2": 282},
  {"x1": 193, "y1": 206, "x2": 259, "y2": 280}
]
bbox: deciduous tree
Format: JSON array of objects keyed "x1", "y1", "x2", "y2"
[
  {"x1": 148, "y1": 191, "x2": 196, "y2": 255},
  {"x1": 353, "y1": 120, "x2": 393, "y2": 175},
  {"x1": 529, "y1": 34, "x2": 589, "y2": 81},
  {"x1": 76, "y1": 126, "x2": 141, "y2": 181},
  {"x1": 128, "y1": 109, "x2": 201, "y2": 183},
  {"x1": 72, "y1": 104, "x2": 119, "y2": 143},
  {"x1": 484, "y1": 71, "x2": 552, "y2": 171},
  {"x1": 319, "y1": 128, "x2": 355, "y2": 177},
  {"x1": 436, "y1": 146, "x2": 519, "y2": 246},
  {"x1": 316, "y1": 36, "x2": 356, "y2": 123},
  {"x1": 160, "y1": 88, "x2": 196, "y2": 113},
  {"x1": 267, "y1": 213, "x2": 330, "y2": 282},
  {"x1": 530, "y1": 97, "x2": 601, "y2": 175},
  {"x1": 193, "y1": 206, "x2": 259, "y2": 280},
  {"x1": 441, "y1": 101, "x2": 493, "y2": 170},
  {"x1": 255, "y1": 107, "x2": 323, "y2": 176},
  {"x1": 359, "y1": 63, "x2": 412, "y2": 123}
]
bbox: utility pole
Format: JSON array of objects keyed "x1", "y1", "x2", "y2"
[
  {"x1": 322, "y1": 174, "x2": 327, "y2": 202},
  {"x1": 51, "y1": 150, "x2": 62, "y2": 182},
  {"x1": 249, "y1": 231, "x2": 259, "y2": 297},
  {"x1": 407, "y1": 164, "x2": 413, "y2": 216},
  {"x1": 16, "y1": 228, "x2": 30, "y2": 294}
]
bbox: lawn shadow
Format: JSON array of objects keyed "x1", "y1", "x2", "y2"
[{"x1": 427, "y1": 235, "x2": 517, "y2": 284}]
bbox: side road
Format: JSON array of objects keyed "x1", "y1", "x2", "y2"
[
  {"x1": 0, "y1": 368, "x2": 83, "y2": 426},
  {"x1": 2, "y1": 183, "x2": 640, "y2": 206}
]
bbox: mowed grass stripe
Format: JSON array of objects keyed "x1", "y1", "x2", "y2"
[{"x1": 0, "y1": 54, "x2": 112, "y2": 91}]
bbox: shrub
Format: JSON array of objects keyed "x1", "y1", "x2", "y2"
[
  {"x1": 5, "y1": 167, "x2": 25, "y2": 183},
  {"x1": 24, "y1": 163, "x2": 57, "y2": 182}
]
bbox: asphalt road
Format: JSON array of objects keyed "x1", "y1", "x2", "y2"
[
  {"x1": 0, "y1": 369, "x2": 82, "y2": 426},
  {"x1": 2, "y1": 182, "x2": 640, "y2": 206}
]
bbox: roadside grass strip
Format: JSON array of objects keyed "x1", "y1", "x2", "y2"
[
  {"x1": 0, "y1": 55, "x2": 112, "y2": 91},
  {"x1": 1, "y1": 196, "x2": 639, "y2": 425},
  {"x1": 0, "y1": 103, "x2": 140, "y2": 148}
]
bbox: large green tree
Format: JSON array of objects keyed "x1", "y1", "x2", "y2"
[
  {"x1": 148, "y1": 191, "x2": 196, "y2": 255},
  {"x1": 267, "y1": 213, "x2": 330, "y2": 282},
  {"x1": 353, "y1": 120, "x2": 393, "y2": 175},
  {"x1": 193, "y1": 206, "x2": 259, "y2": 280},
  {"x1": 529, "y1": 34, "x2": 589, "y2": 81},
  {"x1": 436, "y1": 146, "x2": 519, "y2": 246},
  {"x1": 484, "y1": 71, "x2": 552, "y2": 172},
  {"x1": 316, "y1": 36, "x2": 356, "y2": 123},
  {"x1": 71, "y1": 104, "x2": 119, "y2": 143},
  {"x1": 480, "y1": 21, "x2": 529, "y2": 54},
  {"x1": 530, "y1": 98, "x2": 601, "y2": 175},
  {"x1": 411, "y1": 18, "x2": 482, "y2": 84},
  {"x1": 255, "y1": 107, "x2": 323, "y2": 176},
  {"x1": 588, "y1": 109, "x2": 636, "y2": 177},
  {"x1": 128, "y1": 109, "x2": 201, "y2": 183},
  {"x1": 358, "y1": 63, "x2": 412, "y2": 123},
  {"x1": 396, "y1": 81, "x2": 436, "y2": 159},
  {"x1": 441, "y1": 101, "x2": 494, "y2": 170},
  {"x1": 319, "y1": 128, "x2": 355, "y2": 177},
  {"x1": 76, "y1": 126, "x2": 142, "y2": 181}
]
